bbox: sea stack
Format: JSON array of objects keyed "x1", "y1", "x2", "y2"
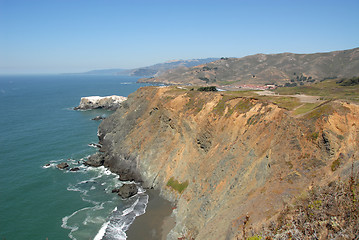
[{"x1": 74, "y1": 95, "x2": 127, "y2": 110}]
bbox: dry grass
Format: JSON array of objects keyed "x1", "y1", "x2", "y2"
[{"x1": 247, "y1": 163, "x2": 359, "y2": 240}]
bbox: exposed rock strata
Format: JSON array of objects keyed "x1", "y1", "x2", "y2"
[
  {"x1": 94, "y1": 86, "x2": 359, "y2": 239},
  {"x1": 74, "y1": 95, "x2": 127, "y2": 110}
]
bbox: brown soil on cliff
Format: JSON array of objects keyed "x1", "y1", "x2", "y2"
[
  {"x1": 246, "y1": 165, "x2": 359, "y2": 239},
  {"x1": 97, "y1": 86, "x2": 359, "y2": 240}
]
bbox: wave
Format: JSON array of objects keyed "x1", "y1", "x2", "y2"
[
  {"x1": 62, "y1": 206, "x2": 93, "y2": 240},
  {"x1": 94, "y1": 221, "x2": 110, "y2": 240},
  {"x1": 97, "y1": 193, "x2": 149, "y2": 240},
  {"x1": 93, "y1": 207, "x2": 117, "y2": 240},
  {"x1": 55, "y1": 158, "x2": 148, "y2": 240}
]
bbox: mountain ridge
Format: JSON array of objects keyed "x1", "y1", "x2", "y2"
[
  {"x1": 138, "y1": 47, "x2": 359, "y2": 87},
  {"x1": 79, "y1": 58, "x2": 219, "y2": 77}
]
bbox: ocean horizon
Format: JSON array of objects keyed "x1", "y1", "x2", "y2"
[{"x1": 0, "y1": 74, "x2": 151, "y2": 239}]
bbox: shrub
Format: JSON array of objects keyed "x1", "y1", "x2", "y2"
[
  {"x1": 331, "y1": 158, "x2": 341, "y2": 171},
  {"x1": 166, "y1": 177, "x2": 189, "y2": 194},
  {"x1": 197, "y1": 86, "x2": 217, "y2": 92},
  {"x1": 336, "y1": 76, "x2": 359, "y2": 86}
]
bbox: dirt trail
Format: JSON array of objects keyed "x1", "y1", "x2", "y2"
[{"x1": 255, "y1": 90, "x2": 321, "y2": 103}]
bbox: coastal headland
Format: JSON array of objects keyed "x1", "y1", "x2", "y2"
[{"x1": 87, "y1": 85, "x2": 359, "y2": 239}]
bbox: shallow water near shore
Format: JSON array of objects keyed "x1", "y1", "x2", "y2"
[{"x1": 0, "y1": 74, "x2": 151, "y2": 239}]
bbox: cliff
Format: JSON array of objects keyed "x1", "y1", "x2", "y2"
[
  {"x1": 138, "y1": 47, "x2": 359, "y2": 87},
  {"x1": 74, "y1": 95, "x2": 127, "y2": 110},
  {"x1": 93, "y1": 86, "x2": 359, "y2": 239}
]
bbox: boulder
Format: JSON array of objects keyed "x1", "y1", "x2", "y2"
[
  {"x1": 56, "y1": 162, "x2": 69, "y2": 169},
  {"x1": 113, "y1": 184, "x2": 138, "y2": 199},
  {"x1": 84, "y1": 153, "x2": 104, "y2": 167},
  {"x1": 92, "y1": 115, "x2": 106, "y2": 121},
  {"x1": 70, "y1": 167, "x2": 80, "y2": 172},
  {"x1": 118, "y1": 173, "x2": 136, "y2": 182},
  {"x1": 88, "y1": 143, "x2": 102, "y2": 148}
]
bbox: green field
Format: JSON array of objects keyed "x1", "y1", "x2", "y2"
[{"x1": 274, "y1": 78, "x2": 359, "y2": 103}]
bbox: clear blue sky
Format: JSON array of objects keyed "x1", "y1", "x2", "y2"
[{"x1": 1, "y1": 0, "x2": 358, "y2": 74}]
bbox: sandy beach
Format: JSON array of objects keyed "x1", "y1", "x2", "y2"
[{"x1": 126, "y1": 189, "x2": 175, "y2": 240}]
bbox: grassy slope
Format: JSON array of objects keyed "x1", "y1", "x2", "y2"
[{"x1": 274, "y1": 78, "x2": 359, "y2": 103}]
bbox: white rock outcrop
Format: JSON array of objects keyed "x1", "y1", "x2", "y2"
[{"x1": 74, "y1": 95, "x2": 127, "y2": 110}]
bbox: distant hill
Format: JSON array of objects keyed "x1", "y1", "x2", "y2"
[
  {"x1": 129, "y1": 58, "x2": 219, "y2": 77},
  {"x1": 81, "y1": 68, "x2": 129, "y2": 75},
  {"x1": 80, "y1": 58, "x2": 219, "y2": 77},
  {"x1": 138, "y1": 48, "x2": 359, "y2": 87}
]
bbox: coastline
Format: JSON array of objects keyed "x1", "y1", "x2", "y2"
[{"x1": 126, "y1": 189, "x2": 175, "y2": 240}]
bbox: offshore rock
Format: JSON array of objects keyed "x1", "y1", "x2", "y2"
[
  {"x1": 88, "y1": 143, "x2": 102, "y2": 148},
  {"x1": 113, "y1": 184, "x2": 138, "y2": 199},
  {"x1": 92, "y1": 115, "x2": 106, "y2": 121},
  {"x1": 56, "y1": 162, "x2": 69, "y2": 169},
  {"x1": 74, "y1": 95, "x2": 127, "y2": 110}
]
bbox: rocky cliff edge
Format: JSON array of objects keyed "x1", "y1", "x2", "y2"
[{"x1": 92, "y1": 86, "x2": 359, "y2": 239}]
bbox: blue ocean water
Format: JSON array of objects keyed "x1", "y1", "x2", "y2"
[{"x1": 0, "y1": 75, "x2": 149, "y2": 240}]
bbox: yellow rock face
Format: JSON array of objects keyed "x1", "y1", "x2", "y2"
[{"x1": 98, "y1": 86, "x2": 359, "y2": 240}]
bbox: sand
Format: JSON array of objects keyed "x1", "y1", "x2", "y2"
[{"x1": 126, "y1": 189, "x2": 175, "y2": 240}]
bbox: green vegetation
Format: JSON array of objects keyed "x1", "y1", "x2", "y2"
[
  {"x1": 247, "y1": 236, "x2": 263, "y2": 240},
  {"x1": 293, "y1": 103, "x2": 321, "y2": 115},
  {"x1": 275, "y1": 78, "x2": 359, "y2": 103},
  {"x1": 233, "y1": 98, "x2": 255, "y2": 113},
  {"x1": 257, "y1": 96, "x2": 301, "y2": 111},
  {"x1": 197, "y1": 86, "x2": 217, "y2": 91},
  {"x1": 336, "y1": 76, "x2": 359, "y2": 86},
  {"x1": 331, "y1": 158, "x2": 341, "y2": 171},
  {"x1": 303, "y1": 103, "x2": 335, "y2": 121},
  {"x1": 166, "y1": 177, "x2": 189, "y2": 194},
  {"x1": 213, "y1": 94, "x2": 255, "y2": 117},
  {"x1": 213, "y1": 95, "x2": 238, "y2": 115},
  {"x1": 310, "y1": 132, "x2": 319, "y2": 141}
]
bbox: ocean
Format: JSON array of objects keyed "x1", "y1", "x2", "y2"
[{"x1": 0, "y1": 74, "x2": 150, "y2": 240}]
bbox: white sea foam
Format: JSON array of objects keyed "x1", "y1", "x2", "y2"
[
  {"x1": 42, "y1": 163, "x2": 55, "y2": 169},
  {"x1": 62, "y1": 160, "x2": 148, "y2": 240},
  {"x1": 93, "y1": 207, "x2": 119, "y2": 240},
  {"x1": 42, "y1": 159, "x2": 65, "y2": 168},
  {"x1": 93, "y1": 220, "x2": 110, "y2": 240},
  {"x1": 95, "y1": 194, "x2": 149, "y2": 239},
  {"x1": 119, "y1": 82, "x2": 132, "y2": 85},
  {"x1": 122, "y1": 198, "x2": 139, "y2": 216}
]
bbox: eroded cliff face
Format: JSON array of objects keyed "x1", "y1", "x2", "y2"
[{"x1": 96, "y1": 86, "x2": 359, "y2": 240}]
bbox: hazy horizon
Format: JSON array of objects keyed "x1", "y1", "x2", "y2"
[{"x1": 1, "y1": 0, "x2": 358, "y2": 74}]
